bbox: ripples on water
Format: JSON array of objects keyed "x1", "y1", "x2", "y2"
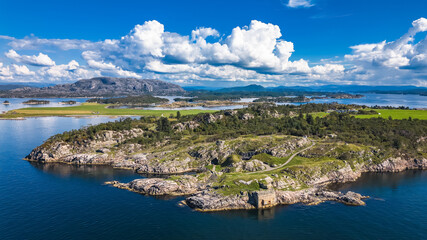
[{"x1": 0, "y1": 104, "x2": 426, "y2": 239}]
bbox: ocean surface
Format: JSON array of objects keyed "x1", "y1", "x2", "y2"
[
  {"x1": 2, "y1": 93, "x2": 427, "y2": 113},
  {"x1": 0, "y1": 98, "x2": 88, "y2": 112},
  {"x1": 1, "y1": 116, "x2": 426, "y2": 239}
]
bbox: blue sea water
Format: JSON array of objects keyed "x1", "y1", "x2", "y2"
[
  {"x1": 2, "y1": 93, "x2": 426, "y2": 113},
  {"x1": 0, "y1": 94, "x2": 426, "y2": 239},
  {"x1": 0, "y1": 98, "x2": 88, "y2": 112}
]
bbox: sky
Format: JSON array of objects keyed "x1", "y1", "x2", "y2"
[{"x1": 0, "y1": 0, "x2": 427, "y2": 87}]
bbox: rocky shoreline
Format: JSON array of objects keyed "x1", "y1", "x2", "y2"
[
  {"x1": 25, "y1": 131, "x2": 426, "y2": 211},
  {"x1": 101, "y1": 155, "x2": 425, "y2": 211}
]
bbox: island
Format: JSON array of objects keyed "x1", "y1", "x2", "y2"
[
  {"x1": 2, "y1": 100, "x2": 9, "y2": 105},
  {"x1": 59, "y1": 100, "x2": 77, "y2": 105},
  {"x1": 86, "y1": 95, "x2": 169, "y2": 106},
  {"x1": 22, "y1": 99, "x2": 50, "y2": 105},
  {"x1": 25, "y1": 103, "x2": 427, "y2": 211}
]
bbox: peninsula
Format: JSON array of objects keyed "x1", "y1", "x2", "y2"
[{"x1": 25, "y1": 103, "x2": 427, "y2": 211}]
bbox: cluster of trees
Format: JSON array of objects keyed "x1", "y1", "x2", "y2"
[
  {"x1": 87, "y1": 96, "x2": 168, "y2": 105},
  {"x1": 22, "y1": 99, "x2": 50, "y2": 104},
  {"x1": 253, "y1": 96, "x2": 310, "y2": 103},
  {"x1": 357, "y1": 109, "x2": 378, "y2": 115},
  {"x1": 174, "y1": 95, "x2": 240, "y2": 102},
  {"x1": 371, "y1": 105, "x2": 410, "y2": 110}
]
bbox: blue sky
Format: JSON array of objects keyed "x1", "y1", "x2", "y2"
[{"x1": 0, "y1": 0, "x2": 427, "y2": 86}]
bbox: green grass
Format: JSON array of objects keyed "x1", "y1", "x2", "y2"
[
  {"x1": 0, "y1": 103, "x2": 216, "y2": 118},
  {"x1": 311, "y1": 109, "x2": 427, "y2": 120},
  {"x1": 214, "y1": 172, "x2": 270, "y2": 196},
  {"x1": 251, "y1": 153, "x2": 289, "y2": 166},
  {"x1": 354, "y1": 109, "x2": 427, "y2": 120},
  {"x1": 285, "y1": 155, "x2": 339, "y2": 168}
]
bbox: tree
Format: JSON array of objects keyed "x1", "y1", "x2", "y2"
[
  {"x1": 176, "y1": 111, "x2": 181, "y2": 119},
  {"x1": 306, "y1": 113, "x2": 314, "y2": 125},
  {"x1": 157, "y1": 117, "x2": 172, "y2": 133},
  {"x1": 298, "y1": 111, "x2": 304, "y2": 120}
]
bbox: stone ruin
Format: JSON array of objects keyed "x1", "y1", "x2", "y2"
[{"x1": 249, "y1": 190, "x2": 277, "y2": 209}]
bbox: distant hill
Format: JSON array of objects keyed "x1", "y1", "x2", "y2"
[
  {"x1": 217, "y1": 84, "x2": 266, "y2": 92},
  {"x1": 0, "y1": 82, "x2": 55, "y2": 91},
  {"x1": 215, "y1": 84, "x2": 427, "y2": 95},
  {"x1": 182, "y1": 86, "x2": 220, "y2": 91},
  {"x1": 0, "y1": 77, "x2": 185, "y2": 97},
  {"x1": 0, "y1": 84, "x2": 33, "y2": 91}
]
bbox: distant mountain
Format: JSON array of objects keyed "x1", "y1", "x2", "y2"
[
  {"x1": 182, "y1": 86, "x2": 220, "y2": 91},
  {"x1": 214, "y1": 84, "x2": 427, "y2": 95},
  {"x1": 0, "y1": 84, "x2": 33, "y2": 91},
  {"x1": 217, "y1": 84, "x2": 266, "y2": 92},
  {"x1": 0, "y1": 82, "x2": 56, "y2": 91},
  {"x1": 0, "y1": 77, "x2": 185, "y2": 98}
]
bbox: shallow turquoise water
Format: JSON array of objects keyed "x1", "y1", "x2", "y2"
[{"x1": 1, "y1": 117, "x2": 426, "y2": 240}]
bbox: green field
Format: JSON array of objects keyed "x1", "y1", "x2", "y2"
[
  {"x1": 0, "y1": 103, "x2": 216, "y2": 118},
  {"x1": 354, "y1": 109, "x2": 427, "y2": 120},
  {"x1": 311, "y1": 109, "x2": 427, "y2": 120}
]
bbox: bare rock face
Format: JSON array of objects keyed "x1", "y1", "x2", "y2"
[
  {"x1": 186, "y1": 191, "x2": 255, "y2": 211},
  {"x1": 308, "y1": 163, "x2": 362, "y2": 186},
  {"x1": 109, "y1": 175, "x2": 203, "y2": 196},
  {"x1": 135, "y1": 157, "x2": 204, "y2": 174},
  {"x1": 365, "y1": 157, "x2": 427, "y2": 172},
  {"x1": 26, "y1": 128, "x2": 144, "y2": 163},
  {"x1": 266, "y1": 138, "x2": 310, "y2": 158},
  {"x1": 185, "y1": 188, "x2": 368, "y2": 211},
  {"x1": 233, "y1": 159, "x2": 270, "y2": 172},
  {"x1": 240, "y1": 113, "x2": 254, "y2": 120},
  {"x1": 2, "y1": 77, "x2": 185, "y2": 97},
  {"x1": 173, "y1": 121, "x2": 200, "y2": 132},
  {"x1": 194, "y1": 113, "x2": 224, "y2": 124}
]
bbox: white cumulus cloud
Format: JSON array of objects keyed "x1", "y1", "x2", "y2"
[
  {"x1": 5, "y1": 50, "x2": 56, "y2": 66},
  {"x1": 343, "y1": 17, "x2": 427, "y2": 85},
  {"x1": 2, "y1": 18, "x2": 427, "y2": 86}
]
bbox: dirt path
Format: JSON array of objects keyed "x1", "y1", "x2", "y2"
[{"x1": 249, "y1": 141, "x2": 316, "y2": 174}]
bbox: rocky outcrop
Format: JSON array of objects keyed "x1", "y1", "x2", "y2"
[
  {"x1": 240, "y1": 113, "x2": 254, "y2": 120},
  {"x1": 26, "y1": 128, "x2": 144, "y2": 163},
  {"x1": 173, "y1": 121, "x2": 200, "y2": 132},
  {"x1": 185, "y1": 188, "x2": 368, "y2": 211},
  {"x1": 194, "y1": 113, "x2": 224, "y2": 124},
  {"x1": 233, "y1": 159, "x2": 270, "y2": 172},
  {"x1": 186, "y1": 191, "x2": 255, "y2": 211},
  {"x1": 108, "y1": 175, "x2": 203, "y2": 196},
  {"x1": 306, "y1": 163, "x2": 362, "y2": 186},
  {"x1": 364, "y1": 157, "x2": 427, "y2": 172},
  {"x1": 134, "y1": 157, "x2": 205, "y2": 174}
]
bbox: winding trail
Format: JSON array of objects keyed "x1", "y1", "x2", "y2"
[{"x1": 249, "y1": 140, "x2": 316, "y2": 174}]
